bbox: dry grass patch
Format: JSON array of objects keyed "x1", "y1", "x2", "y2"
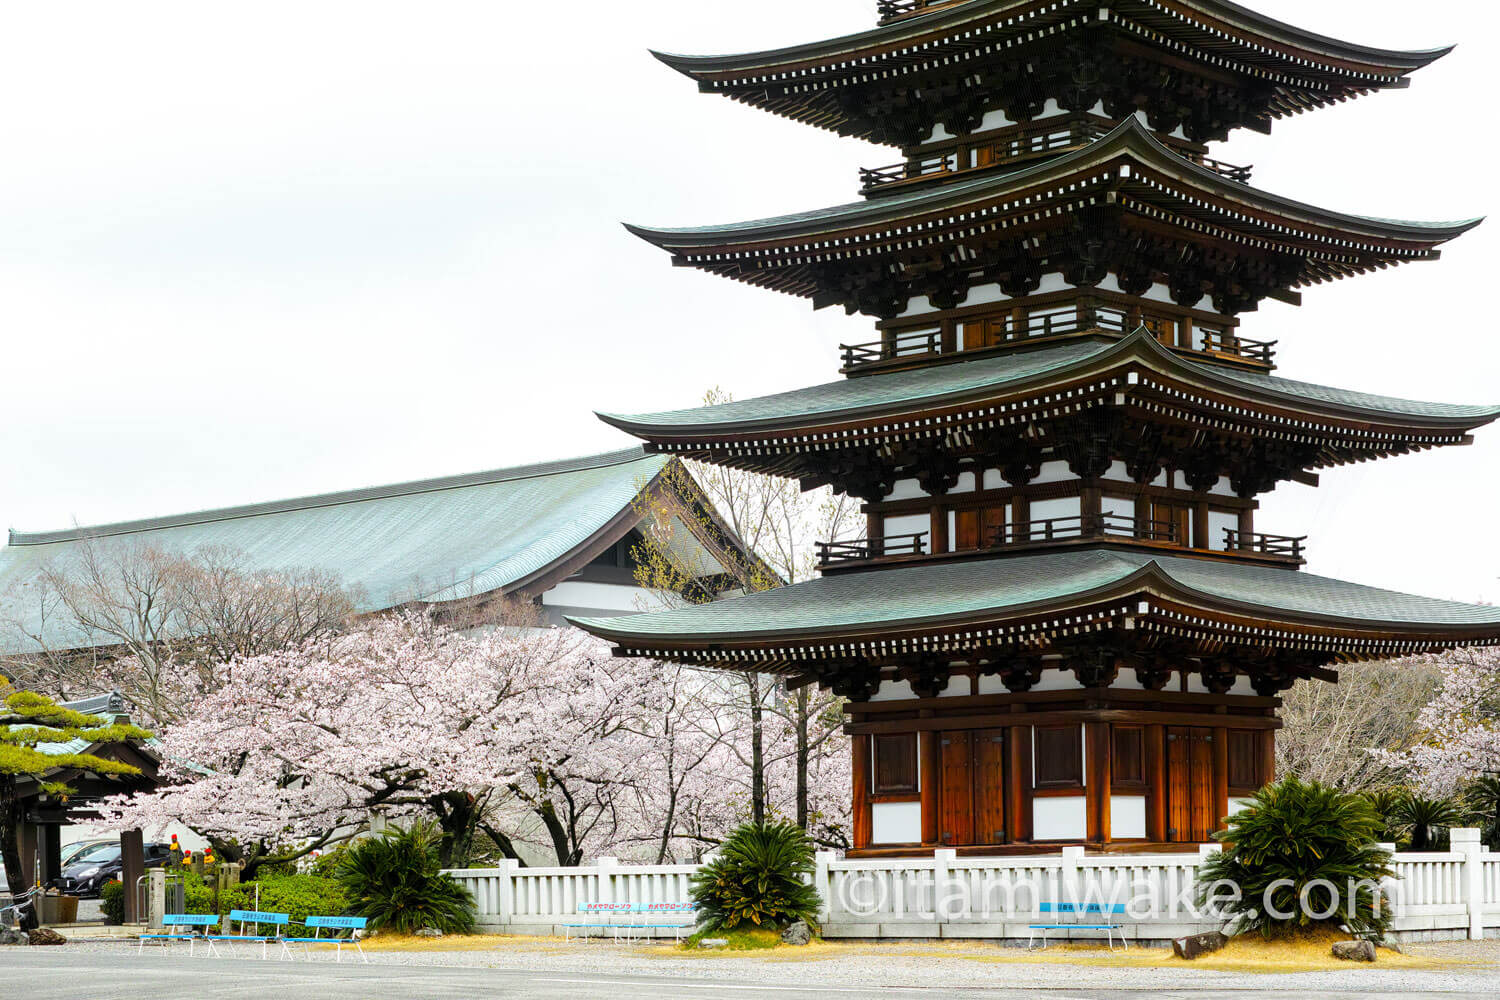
[{"x1": 360, "y1": 932, "x2": 566, "y2": 953}]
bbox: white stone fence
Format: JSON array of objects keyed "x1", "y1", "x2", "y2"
[{"x1": 444, "y1": 828, "x2": 1499, "y2": 942}]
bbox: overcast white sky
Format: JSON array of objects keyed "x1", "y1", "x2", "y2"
[{"x1": 1, "y1": 0, "x2": 1495, "y2": 603}]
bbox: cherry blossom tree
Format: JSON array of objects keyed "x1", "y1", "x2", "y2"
[{"x1": 1378, "y1": 647, "x2": 1500, "y2": 796}]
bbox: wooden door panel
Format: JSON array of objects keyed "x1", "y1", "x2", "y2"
[
  {"x1": 954, "y1": 510, "x2": 980, "y2": 551},
  {"x1": 972, "y1": 729, "x2": 1006, "y2": 846},
  {"x1": 1166, "y1": 726, "x2": 1191, "y2": 843},
  {"x1": 1189, "y1": 728, "x2": 1215, "y2": 842},
  {"x1": 939, "y1": 731, "x2": 973, "y2": 846}
]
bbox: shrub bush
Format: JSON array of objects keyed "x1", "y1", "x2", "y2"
[
  {"x1": 219, "y1": 874, "x2": 349, "y2": 934},
  {"x1": 690, "y1": 822, "x2": 821, "y2": 933},
  {"x1": 1392, "y1": 793, "x2": 1461, "y2": 851},
  {"x1": 99, "y1": 879, "x2": 125, "y2": 925},
  {"x1": 182, "y1": 871, "x2": 214, "y2": 915},
  {"x1": 336, "y1": 823, "x2": 474, "y2": 935},
  {"x1": 1197, "y1": 777, "x2": 1394, "y2": 939}
]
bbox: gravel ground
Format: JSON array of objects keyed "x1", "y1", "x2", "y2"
[{"x1": 50, "y1": 935, "x2": 1500, "y2": 994}]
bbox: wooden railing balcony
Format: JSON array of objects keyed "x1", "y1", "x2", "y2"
[
  {"x1": 990, "y1": 513, "x2": 1179, "y2": 547},
  {"x1": 840, "y1": 292, "x2": 1274, "y2": 375},
  {"x1": 817, "y1": 519, "x2": 1307, "y2": 570},
  {"x1": 860, "y1": 121, "x2": 1253, "y2": 195},
  {"x1": 817, "y1": 532, "x2": 927, "y2": 568},
  {"x1": 876, "y1": 0, "x2": 964, "y2": 24},
  {"x1": 1224, "y1": 529, "x2": 1306, "y2": 561}
]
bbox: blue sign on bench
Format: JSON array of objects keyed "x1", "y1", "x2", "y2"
[
  {"x1": 284, "y1": 915, "x2": 369, "y2": 963},
  {"x1": 1028, "y1": 901, "x2": 1129, "y2": 951},
  {"x1": 138, "y1": 914, "x2": 219, "y2": 956},
  {"x1": 202, "y1": 909, "x2": 292, "y2": 959}
]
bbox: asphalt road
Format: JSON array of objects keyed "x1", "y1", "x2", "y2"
[{"x1": 0, "y1": 951, "x2": 1494, "y2": 1000}]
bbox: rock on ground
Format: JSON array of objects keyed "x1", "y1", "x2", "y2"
[
  {"x1": 780, "y1": 921, "x2": 813, "y2": 946},
  {"x1": 414, "y1": 928, "x2": 444, "y2": 938},
  {"x1": 1172, "y1": 931, "x2": 1227, "y2": 960},
  {"x1": 26, "y1": 928, "x2": 66, "y2": 946},
  {"x1": 0, "y1": 927, "x2": 28, "y2": 946},
  {"x1": 699, "y1": 938, "x2": 727, "y2": 949},
  {"x1": 1332, "y1": 939, "x2": 1377, "y2": 962}
]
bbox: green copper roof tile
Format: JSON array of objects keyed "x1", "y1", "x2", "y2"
[
  {"x1": 0, "y1": 448, "x2": 671, "y2": 653},
  {"x1": 572, "y1": 549, "x2": 1500, "y2": 642},
  {"x1": 600, "y1": 332, "x2": 1500, "y2": 436}
]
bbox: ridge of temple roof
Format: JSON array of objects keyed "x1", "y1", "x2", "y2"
[
  {"x1": 7, "y1": 446, "x2": 660, "y2": 548},
  {"x1": 624, "y1": 119, "x2": 1482, "y2": 248}
]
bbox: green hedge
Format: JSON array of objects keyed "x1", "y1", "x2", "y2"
[
  {"x1": 219, "y1": 874, "x2": 349, "y2": 934},
  {"x1": 100, "y1": 880, "x2": 126, "y2": 925}
]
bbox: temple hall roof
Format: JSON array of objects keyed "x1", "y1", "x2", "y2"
[{"x1": 571, "y1": 548, "x2": 1500, "y2": 668}]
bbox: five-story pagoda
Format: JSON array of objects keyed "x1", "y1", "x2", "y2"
[{"x1": 574, "y1": 1, "x2": 1500, "y2": 855}]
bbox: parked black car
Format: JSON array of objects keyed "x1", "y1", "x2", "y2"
[{"x1": 52, "y1": 841, "x2": 172, "y2": 897}]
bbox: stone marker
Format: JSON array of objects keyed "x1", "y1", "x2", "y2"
[
  {"x1": 1331, "y1": 939, "x2": 1376, "y2": 962},
  {"x1": 1172, "y1": 931, "x2": 1227, "y2": 960},
  {"x1": 780, "y1": 920, "x2": 812, "y2": 946}
]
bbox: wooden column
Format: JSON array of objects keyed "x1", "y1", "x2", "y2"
[
  {"x1": 919, "y1": 730, "x2": 940, "y2": 845},
  {"x1": 120, "y1": 829, "x2": 146, "y2": 924},
  {"x1": 1259, "y1": 729, "x2": 1276, "y2": 789},
  {"x1": 1012, "y1": 495, "x2": 1030, "y2": 542},
  {"x1": 1144, "y1": 724, "x2": 1167, "y2": 842},
  {"x1": 1192, "y1": 502, "x2": 1210, "y2": 550},
  {"x1": 1213, "y1": 726, "x2": 1230, "y2": 834},
  {"x1": 1085, "y1": 722, "x2": 1111, "y2": 843},
  {"x1": 1006, "y1": 723, "x2": 1033, "y2": 843},
  {"x1": 42, "y1": 824, "x2": 61, "y2": 885},
  {"x1": 929, "y1": 506, "x2": 948, "y2": 555},
  {"x1": 851, "y1": 734, "x2": 872, "y2": 850}
]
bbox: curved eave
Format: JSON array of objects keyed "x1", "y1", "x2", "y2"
[
  {"x1": 570, "y1": 553, "x2": 1500, "y2": 657},
  {"x1": 596, "y1": 330, "x2": 1500, "y2": 444},
  {"x1": 625, "y1": 119, "x2": 1480, "y2": 254},
  {"x1": 650, "y1": 0, "x2": 1450, "y2": 85}
]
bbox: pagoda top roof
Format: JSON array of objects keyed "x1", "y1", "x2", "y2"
[
  {"x1": 653, "y1": 0, "x2": 1451, "y2": 143},
  {"x1": 628, "y1": 119, "x2": 1477, "y2": 250},
  {"x1": 571, "y1": 548, "x2": 1500, "y2": 667},
  {"x1": 600, "y1": 330, "x2": 1500, "y2": 441}
]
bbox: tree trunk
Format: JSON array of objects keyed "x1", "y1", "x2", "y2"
[
  {"x1": 747, "y1": 672, "x2": 765, "y2": 825},
  {"x1": 0, "y1": 794, "x2": 38, "y2": 931},
  {"x1": 795, "y1": 688, "x2": 810, "y2": 830}
]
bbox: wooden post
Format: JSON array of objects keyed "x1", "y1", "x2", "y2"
[
  {"x1": 1237, "y1": 507, "x2": 1254, "y2": 549},
  {"x1": 1192, "y1": 502, "x2": 1210, "y2": 550},
  {"x1": 1212, "y1": 726, "x2": 1230, "y2": 834},
  {"x1": 1085, "y1": 723, "x2": 1111, "y2": 843},
  {"x1": 1145, "y1": 725, "x2": 1167, "y2": 843},
  {"x1": 1006, "y1": 724, "x2": 1032, "y2": 843},
  {"x1": 120, "y1": 829, "x2": 145, "y2": 924},
  {"x1": 851, "y1": 734, "x2": 872, "y2": 850},
  {"x1": 929, "y1": 505, "x2": 948, "y2": 555},
  {"x1": 1259, "y1": 729, "x2": 1276, "y2": 789},
  {"x1": 919, "y1": 730, "x2": 939, "y2": 846}
]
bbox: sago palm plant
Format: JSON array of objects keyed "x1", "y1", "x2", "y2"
[
  {"x1": 336, "y1": 821, "x2": 475, "y2": 935},
  {"x1": 690, "y1": 822, "x2": 821, "y2": 933},
  {"x1": 1392, "y1": 793, "x2": 1461, "y2": 851},
  {"x1": 1196, "y1": 777, "x2": 1394, "y2": 938}
]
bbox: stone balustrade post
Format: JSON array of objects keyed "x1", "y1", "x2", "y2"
[
  {"x1": 813, "y1": 851, "x2": 835, "y2": 924},
  {"x1": 496, "y1": 858, "x2": 518, "y2": 926},
  {"x1": 595, "y1": 857, "x2": 618, "y2": 906},
  {"x1": 1453, "y1": 827, "x2": 1484, "y2": 940}
]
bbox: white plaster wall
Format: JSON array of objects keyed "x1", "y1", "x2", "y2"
[
  {"x1": 898, "y1": 295, "x2": 936, "y2": 317},
  {"x1": 884, "y1": 513, "x2": 930, "y2": 541},
  {"x1": 541, "y1": 581, "x2": 667, "y2": 613},
  {"x1": 1101, "y1": 460, "x2": 1131, "y2": 483},
  {"x1": 1101, "y1": 496, "x2": 1136, "y2": 523},
  {"x1": 869, "y1": 679, "x2": 915, "y2": 703},
  {"x1": 952, "y1": 471, "x2": 977, "y2": 494},
  {"x1": 1113, "y1": 667, "x2": 1145, "y2": 691},
  {"x1": 1030, "y1": 667, "x2": 1082, "y2": 692},
  {"x1": 888, "y1": 478, "x2": 928, "y2": 501},
  {"x1": 1033, "y1": 797, "x2": 1088, "y2": 841},
  {"x1": 976, "y1": 673, "x2": 1010, "y2": 695},
  {"x1": 982, "y1": 469, "x2": 1007, "y2": 490},
  {"x1": 1030, "y1": 496, "x2": 1083, "y2": 525},
  {"x1": 1209, "y1": 476, "x2": 1235, "y2": 497},
  {"x1": 872, "y1": 802, "x2": 923, "y2": 845},
  {"x1": 1031, "y1": 460, "x2": 1075, "y2": 485},
  {"x1": 1036, "y1": 272, "x2": 1071, "y2": 295},
  {"x1": 966, "y1": 283, "x2": 1011, "y2": 307},
  {"x1": 1227, "y1": 798, "x2": 1256, "y2": 819},
  {"x1": 1111, "y1": 797, "x2": 1148, "y2": 839}
]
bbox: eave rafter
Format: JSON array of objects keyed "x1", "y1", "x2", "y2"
[
  {"x1": 634, "y1": 122, "x2": 1476, "y2": 318},
  {"x1": 608, "y1": 336, "x2": 1494, "y2": 488},
  {"x1": 658, "y1": 0, "x2": 1448, "y2": 144}
]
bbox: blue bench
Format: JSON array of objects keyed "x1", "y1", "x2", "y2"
[
  {"x1": 138, "y1": 913, "x2": 219, "y2": 955},
  {"x1": 563, "y1": 902, "x2": 633, "y2": 942},
  {"x1": 284, "y1": 915, "x2": 368, "y2": 963},
  {"x1": 202, "y1": 908, "x2": 291, "y2": 959},
  {"x1": 621, "y1": 902, "x2": 698, "y2": 943},
  {"x1": 1028, "y1": 901, "x2": 1128, "y2": 950}
]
